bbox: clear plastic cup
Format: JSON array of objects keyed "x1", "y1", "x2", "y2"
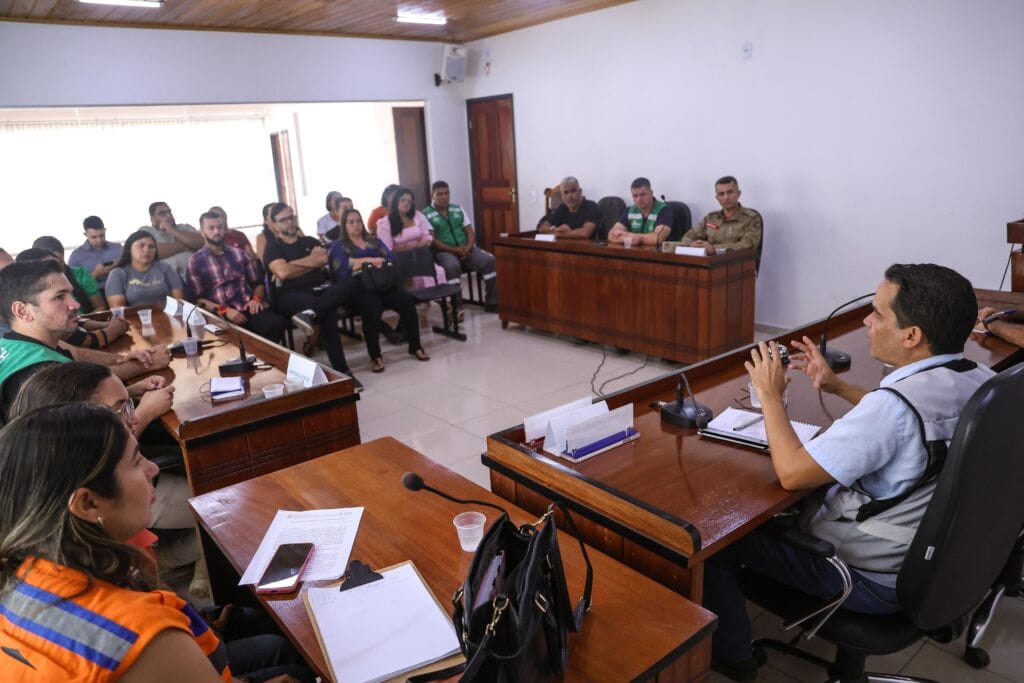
[
  {"x1": 623, "y1": 236, "x2": 633, "y2": 249},
  {"x1": 453, "y1": 511, "x2": 486, "y2": 552},
  {"x1": 182, "y1": 336, "x2": 199, "y2": 356},
  {"x1": 137, "y1": 309, "x2": 153, "y2": 326},
  {"x1": 111, "y1": 306, "x2": 125, "y2": 319},
  {"x1": 285, "y1": 378, "x2": 304, "y2": 393},
  {"x1": 262, "y1": 383, "x2": 285, "y2": 399}
]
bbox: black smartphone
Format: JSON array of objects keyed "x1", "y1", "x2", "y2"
[{"x1": 255, "y1": 542, "x2": 315, "y2": 594}]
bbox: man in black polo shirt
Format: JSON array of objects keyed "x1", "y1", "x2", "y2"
[
  {"x1": 262, "y1": 202, "x2": 360, "y2": 388},
  {"x1": 0, "y1": 260, "x2": 169, "y2": 385},
  {"x1": 537, "y1": 176, "x2": 602, "y2": 239}
]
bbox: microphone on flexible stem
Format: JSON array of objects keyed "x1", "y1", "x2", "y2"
[
  {"x1": 819, "y1": 292, "x2": 874, "y2": 370},
  {"x1": 660, "y1": 370, "x2": 712, "y2": 429},
  {"x1": 402, "y1": 472, "x2": 508, "y2": 515},
  {"x1": 216, "y1": 314, "x2": 256, "y2": 374}
]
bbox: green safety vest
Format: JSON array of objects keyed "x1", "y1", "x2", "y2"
[
  {"x1": 423, "y1": 204, "x2": 468, "y2": 247},
  {"x1": 626, "y1": 200, "x2": 667, "y2": 234},
  {"x1": 0, "y1": 337, "x2": 71, "y2": 384}
]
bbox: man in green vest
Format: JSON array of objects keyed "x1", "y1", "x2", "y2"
[
  {"x1": 0, "y1": 260, "x2": 170, "y2": 386},
  {"x1": 607, "y1": 177, "x2": 672, "y2": 246},
  {"x1": 423, "y1": 180, "x2": 498, "y2": 313}
]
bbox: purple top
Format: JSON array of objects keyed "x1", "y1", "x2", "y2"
[{"x1": 328, "y1": 239, "x2": 394, "y2": 283}]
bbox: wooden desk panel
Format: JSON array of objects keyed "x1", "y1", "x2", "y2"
[
  {"x1": 110, "y1": 306, "x2": 360, "y2": 494},
  {"x1": 485, "y1": 297, "x2": 1024, "y2": 600},
  {"x1": 494, "y1": 235, "x2": 756, "y2": 362},
  {"x1": 189, "y1": 438, "x2": 717, "y2": 682}
]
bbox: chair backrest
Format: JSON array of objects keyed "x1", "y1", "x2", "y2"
[
  {"x1": 897, "y1": 362, "x2": 1024, "y2": 631},
  {"x1": 392, "y1": 246, "x2": 439, "y2": 282},
  {"x1": 596, "y1": 196, "x2": 626, "y2": 240},
  {"x1": 544, "y1": 183, "x2": 563, "y2": 213},
  {"x1": 662, "y1": 200, "x2": 692, "y2": 241}
]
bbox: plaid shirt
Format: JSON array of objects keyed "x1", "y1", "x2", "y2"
[{"x1": 186, "y1": 244, "x2": 264, "y2": 311}]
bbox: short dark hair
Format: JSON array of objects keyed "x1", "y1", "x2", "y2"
[
  {"x1": 269, "y1": 202, "x2": 291, "y2": 222},
  {"x1": 883, "y1": 263, "x2": 977, "y2": 355},
  {"x1": 31, "y1": 236, "x2": 64, "y2": 255},
  {"x1": 0, "y1": 260, "x2": 64, "y2": 324},
  {"x1": 198, "y1": 211, "x2": 222, "y2": 227},
  {"x1": 431, "y1": 180, "x2": 450, "y2": 193},
  {"x1": 116, "y1": 231, "x2": 159, "y2": 269},
  {"x1": 148, "y1": 202, "x2": 168, "y2": 218},
  {"x1": 715, "y1": 175, "x2": 738, "y2": 187},
  {"x1": 630, "y1": 177, "x2": 651, "y2": 190},
  {"x1": 380, "y1": 184, "x2": 400, "y2": 206},
  {"x1": 14, "y1": 248, "x2": 57, "y2": 263},
  {"x1": 83, "y1": 216, "x2": 105, "y2": 231}
]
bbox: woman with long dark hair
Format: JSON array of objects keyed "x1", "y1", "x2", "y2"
[
  {"x1": 328, "y1": 209, "x2": 428, "y2": 373},
  {"x1": 105, "y1": 230, "x2": 184, "y2": 307}
]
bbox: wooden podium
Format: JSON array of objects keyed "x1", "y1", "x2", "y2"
[{"x1": 1009, "y1": 220, "x2": 1024, "y2": 292}]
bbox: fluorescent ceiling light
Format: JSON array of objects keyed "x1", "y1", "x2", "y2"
[
  {"x1": 396, "y1": 11, "x2": 447, "y2": 26},
  {"x1": 79, "y1": 0, "x2": 164, "y2": 8}
]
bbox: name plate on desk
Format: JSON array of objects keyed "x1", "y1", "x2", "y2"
[
  {"x1": 287, "y1": 353, "x2": 329, "y2": 388},
  {"x1": 534, "y1": 234, "x2": 557, "y2": 242},
  {"x1": 674, "y1": 245, "x2": 708, "y2": 257}
]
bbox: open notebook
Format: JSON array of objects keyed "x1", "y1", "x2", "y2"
[{"x1": 699, "y1": 407, "x2": 821, "y2": 451}]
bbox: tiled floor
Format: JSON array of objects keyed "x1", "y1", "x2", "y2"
[{"x1": 314, "y1": 303, "x2": 1023, "y2": 683}]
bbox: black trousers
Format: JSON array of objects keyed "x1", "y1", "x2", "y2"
[
  {"x1": 274, "y1": 281, "x2": 355, "y2": 372},
  {"x1": 349, "y1": 282, "x2": 422, "y2": 361},
  {"x1": 241, "y1": 308, "x2": 289, "y2": 346}
]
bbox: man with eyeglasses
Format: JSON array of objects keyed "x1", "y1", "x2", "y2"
[
  {"x1": 140, "y1": 201, "x2": 204, "y2": 279},
  {"x1": 68, "y1": 215, "x2": 122, "y2": 287},
  {"x1": 537, "y1": 176, "x2": 602, "y2": 239},
  {"x1": 679, "y1": 176, "x2": 762, "y2": 256},
  {"x1": 262, "y1": 202, "x2": 360, "y2": 388}
]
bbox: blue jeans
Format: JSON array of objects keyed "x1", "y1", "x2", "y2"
[{"x1": 703, "y1": 530, "x2": 900, "y2": 662}]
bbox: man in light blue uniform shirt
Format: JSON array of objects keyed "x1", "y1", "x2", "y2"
[{"x1": 704, "y1": 263, "x2": 994, "y2": 681}]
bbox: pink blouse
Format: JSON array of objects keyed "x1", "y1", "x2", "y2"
[{"x1": 375, "y1": 212, "x2": 433, "y2": 251}]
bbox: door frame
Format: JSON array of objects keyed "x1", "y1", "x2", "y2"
[{"x1": 466, "y1": 93, "x2": 520, "y2": 247}]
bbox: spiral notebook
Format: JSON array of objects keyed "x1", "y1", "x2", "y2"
[{"x1": 699, "y1": 407, "x2": 821, "y2": 451}]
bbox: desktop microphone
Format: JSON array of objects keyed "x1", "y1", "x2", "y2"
[
  {"x1": 660, "y1": 370, "x2": 713, "y2": 429},
  {"x1": 215, "y1": 314, "x2": 256, "y2": 374},
  {"x1": 401, "y1": 472, "x2": 508, "y2": 515},
  {"x1": 819, "y1": 292, "x2": 874, "y2": 369}
]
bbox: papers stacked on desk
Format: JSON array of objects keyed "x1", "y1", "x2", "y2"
[
  {"x1": 525, "y1": 397, "x2": 639, "y2": 463},
  {"x1": 209, "y1": 377, "x2": 245, "y2": 401},
  {"x1": 239, "y1": 508, "x2": 363, "y2": 585},
  {"x1": 304, "y1": 562, "x2": 461, "y2": 683},
  {"x1": 699, "y1": 407, "x2": 821, "y2": 451}
]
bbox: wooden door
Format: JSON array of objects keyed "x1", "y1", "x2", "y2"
[
  {"x1": 269, "y1": 131, "x2": 296, "y2": 211},
  {"x1": 393, "y1": 106, "x2": 431, "y2": 210},
  {"x1": 467, "y1": 95, "x2": 519, "y2": 251}
]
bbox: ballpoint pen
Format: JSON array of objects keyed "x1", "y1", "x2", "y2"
[{"x1": 733, "y1": 414, "x2": 763, "y2": 431}]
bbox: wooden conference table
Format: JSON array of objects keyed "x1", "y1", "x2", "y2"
[
  {"x1": 493, "y1": 234, "x2": 756, "y2": 363},
  {"x1": 484, "y1": 290, "x2": 1024, "y2": 602},
  {"x1": 189, "y1": 438, "x2": 717, "y2": 682},
  {"x1": 109, "y1": 306, "x2": 360, "y2": 494}
]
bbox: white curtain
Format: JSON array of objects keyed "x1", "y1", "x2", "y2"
[{"x1": 0, "y1": 114, "x2": 277, "y2": 255}]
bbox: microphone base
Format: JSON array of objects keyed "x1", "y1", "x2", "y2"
[
  {"x1": 822, "y1": 348, "x2": 852, "y2": 370},
  {"x1": 219, "y1": 355, "x2": 257, "y2": 374},
  {"x1": 661, "y1": 400, "x2": 713, "y2": 429}
]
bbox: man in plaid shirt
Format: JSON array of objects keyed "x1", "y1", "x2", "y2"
[{"x1": 186, "y1": 211, "x2": 288, "y2": 344}]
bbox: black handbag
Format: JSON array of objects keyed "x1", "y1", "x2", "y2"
[
  {"x1": 448, "y1": 502, "x2": 593, "y2": 682},
  {"x1": 359, "y1": 261, "x2": 398, "y2": 291}
]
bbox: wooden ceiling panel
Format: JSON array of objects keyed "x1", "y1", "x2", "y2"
[{"x1": 1, "y1": 0, "x2": 635, "y2": 43}]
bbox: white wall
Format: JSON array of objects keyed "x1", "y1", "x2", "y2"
[
  {"x1": 0, "y1": 20, "x2": 471, "y2": 231},
  {"x1": 463, "y1": 0, "x2": 1024, "y2": 328}
]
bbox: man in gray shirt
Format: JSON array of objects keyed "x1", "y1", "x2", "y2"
[{"x1": 140, "y1": 201, "x2": 203, "y2": 279}]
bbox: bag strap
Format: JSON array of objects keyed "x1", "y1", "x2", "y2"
[{"x1": 548, "y1": 501, "x2": 593, "y2": 628}]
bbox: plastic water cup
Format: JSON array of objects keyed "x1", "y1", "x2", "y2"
[
  {"x1": 182, "y1": 336, "x2": 199, "y2": 356},
  {"x1": 453, "y1": 511, "x2": 486, "y2": 552},
  {"x1": 111, "y1": 306, "x2": 125, "y2": 319},
  {"x1": 262, "y1": 384, "x2": 285, "y2": 399},
  {"x1": 748, "y1": 382, "x2": 787, "y2": 408},
  {"x1": 137, "y1": 309, "x2": 152, "y2": 325},
  {"x1": 623, "y1": 237, "x2": 633, "y2": 249},
  {"x1": 285, "y1": 378, "x2": 304, "y2": 393}
]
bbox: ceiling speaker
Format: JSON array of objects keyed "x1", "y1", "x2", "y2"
[{"x1": 440, "y1": 44, "x2": 468, "y2": 83}]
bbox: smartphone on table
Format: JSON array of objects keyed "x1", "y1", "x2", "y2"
[{"x1": 255, "y1": 542, "x2": 315, "y2": 595}]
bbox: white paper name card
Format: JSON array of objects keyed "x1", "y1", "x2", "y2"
[
  {"x1": 564, "y1": 404, "x2": 634, "y2": 453},
  {"x1": 543, "y1": 401, "x2": 609, "y2": 457},
  {"x1": 286, "y1": 353, "x2": 328, "y2": 388},
  {"x1": 674, "y1": 246, "x2": 708, "y2": 257},
  {"x1": 523, "y1": 397, "x2": 593, "y2": 442},
  {"x1": 163, "y1": 295, "x2": 183, "y2": 317},
  {"x1": 534, "y1": 234, "x2": 557, "y2": 242}
]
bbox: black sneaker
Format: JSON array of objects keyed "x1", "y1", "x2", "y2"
[{"x1": 291, "y1": 310, "x2": 316, "y2": 336}]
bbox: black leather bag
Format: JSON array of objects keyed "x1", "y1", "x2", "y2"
[
  {"x1": 451, "y1": 502, "x2": 593, "y2": 682},
  {"x1": 359, "y1": 261, "x2": 398, "y2": 291}
]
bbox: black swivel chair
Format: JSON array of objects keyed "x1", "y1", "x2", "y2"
[
  {"x1": 596, "y1": 196, "x2": 626, "y2": 241},
  {"x1": 660, "y1": 198, "x2": 692, "y2": 241},
  {"x1": 392, "y1": 246, "x2": 466, "y2": 342},
  {"x1": 738, "y1": 362, "x2": 1024, "y2": 682}
]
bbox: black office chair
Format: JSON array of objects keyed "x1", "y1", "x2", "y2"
[
  {"x1": 738, "y1": 362, "x2": 1024, "y2": 682},
  {"x1": 596, "y1": 196, "x2": 626, "y2": 241},
  {"x1": 392, "y1": 247, "x2": 466, "y2": 342},
  {"x1": 661, "y1": 198, "x2": 692, "y2": 241}
]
